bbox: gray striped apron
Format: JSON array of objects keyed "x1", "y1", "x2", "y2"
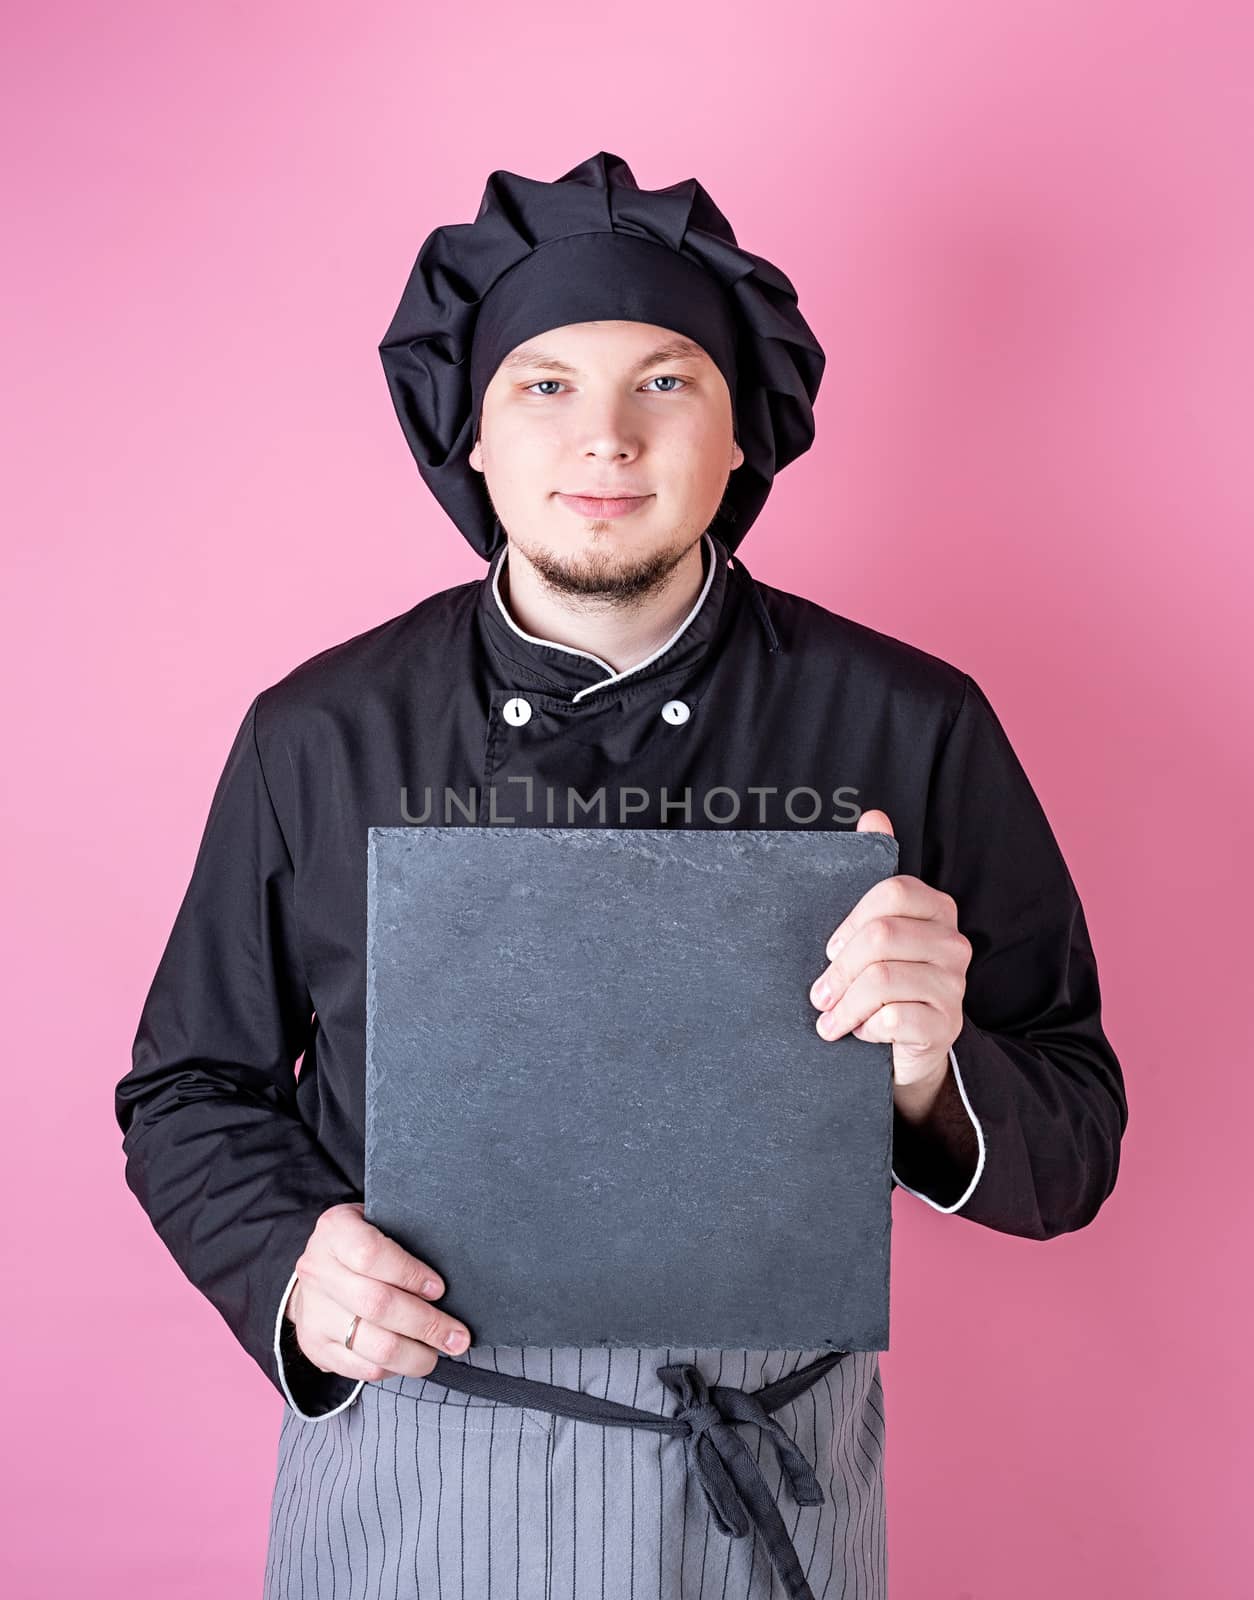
[{"x1": 263, "y1": 1341, "x2": 887, "y2": 1599}]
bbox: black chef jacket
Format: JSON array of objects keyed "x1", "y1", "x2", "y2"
[{"x1": 115, "y1": 529, "x2": 1128, "y2": 1417}]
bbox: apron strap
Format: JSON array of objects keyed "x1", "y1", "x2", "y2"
[{"x1": 426, "y1": 1346, "x2": 850, "y2": 1600}]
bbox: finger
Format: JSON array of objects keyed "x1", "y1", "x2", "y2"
[
  {"x1": 810, "y1": 917, "x2": 971, "y2": 1009},
  {"x1": 816, "y1": 959, "x2": 954, "y2": 1041},
  {"x1": 855, "y1": 809, "x2": 894, "y2": 837},
  {"x1": 287, "y1": 1335, "x2": 395, "y2": 1387},
  {"x1": 824, "y1": 876, "x2": 957, "y2": 961},
  {"x1": 285, "y1": 1278, "x2": 415, "y2": 1385},
  {"x1": 296, "y1": 1274, "x2": 466, "y2": 1384},
  {"x1": 323, "y1": 1204, "x2": 447, "y2": 1301},
  {"x1": 338, "y1": 1312, "x2": 465, "y2": 1380},
  {"x1": 849, "y1": 999, "x2": 947, "y2": 1052},
  {"x1": 307, "y1": 1253, "x2": 472, "y2": 1357}
]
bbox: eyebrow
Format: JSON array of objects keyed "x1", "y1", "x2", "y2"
[{"x1": 499, "y1": 338, "x2": 709, "y2": 377}]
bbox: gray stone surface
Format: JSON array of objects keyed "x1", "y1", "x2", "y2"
[{"x1": 365, "y1": 826, "x2": 899, "y2": 1352}]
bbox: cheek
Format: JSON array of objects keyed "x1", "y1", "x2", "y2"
[
  {"x1": 483, "y1": 421, "x2": 557, "y2": 483},
  {"x1": 677, "y1": 426, "x2": 737, "y2": 495},
  {"x1": 499, "y1": 412, "x2": 568, "y2": 464}
]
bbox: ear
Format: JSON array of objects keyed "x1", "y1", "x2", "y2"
[
  {"x1": 469, "y1": 436, "x2": 483, "y2": 472},
  {"x1": 731, "y1": 438, "x2": 744, "y2": 471}
]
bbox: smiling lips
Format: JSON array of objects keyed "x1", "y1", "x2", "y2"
[{"x1": 556, "y1": 493, "x2": 653, "y2": 520}]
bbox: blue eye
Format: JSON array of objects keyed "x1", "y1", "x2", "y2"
[{"x1": 522, "y1": 375, "x2": 689, "y2": 397}]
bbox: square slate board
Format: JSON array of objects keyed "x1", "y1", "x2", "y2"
[{"x1": 365, "y1": 826, "x2": 899, "y2": 1353}]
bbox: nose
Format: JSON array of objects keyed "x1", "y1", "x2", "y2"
[{"x1": 576, "y1": 394, "x2": 643, "y2": 462}]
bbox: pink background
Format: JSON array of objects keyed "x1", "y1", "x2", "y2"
[{"x1": 3, "y1": 2, "x2": 1250, "y2": 1594}]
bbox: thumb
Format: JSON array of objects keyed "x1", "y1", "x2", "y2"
[{"x1": 856, "y1": 808, "x2": 895, "y2": 838}]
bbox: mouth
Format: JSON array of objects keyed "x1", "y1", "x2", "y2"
[{"x1": 555, "y1": 492, "x2": 653, "y2": 520}]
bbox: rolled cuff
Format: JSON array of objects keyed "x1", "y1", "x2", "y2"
[
  {"x1": 890, "y1": 1044, "x2": 986, "y2": 1214},
  {"x1": 274, "y1": 1268, "x2": 367, "y2": 1421}
]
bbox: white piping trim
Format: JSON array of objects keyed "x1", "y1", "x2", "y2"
[
  {"x1": 891, "y1": 1044, "x2": 987, "y2": 1213},
  {"x1": 274, "y1": 1266, "x2": 366, "y2": 1420},
  {"x1": 490, "y1": 530, "x2": 718, "y2": 704}
]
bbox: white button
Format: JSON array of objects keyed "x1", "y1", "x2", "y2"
[
  {"x1": 502, "y1": 697, "x2": 532, "y2": 726},
  {"x1": 661, "y1": 700, "x2": 691, "y2": 725}
]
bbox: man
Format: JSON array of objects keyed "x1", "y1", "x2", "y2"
[{"x1": 115, "y1": 152, "x2": 1128, "y2": 1599}]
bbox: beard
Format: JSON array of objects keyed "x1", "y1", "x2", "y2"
[
  {"x1": 497, "y1": 480, "x2": 734, "y2": 611},
  {"x1": 503, "y1": 523, "x2": 705, "y2": 611}
]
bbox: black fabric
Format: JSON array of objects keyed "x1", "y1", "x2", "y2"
[
  {"x1": 378, "y1": 150, "x2": 826, "y2": 559},
  {"x1": 115, "y1": 532, "x2": 1128, "y2": 1421},
  {"x1": 423, "y1": 1348, "x2": 849, "y2": 1600},
  {"x1": 468, "y1": 230, "x2": 741, "y2": 442}
]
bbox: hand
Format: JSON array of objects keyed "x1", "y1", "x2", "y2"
[
  {"x1": 808, "y1": 810, "x2": 971, "y2": 1095},
  {"x1": 285, "y1": 1201, "x2": 473, "y2": 1384}
]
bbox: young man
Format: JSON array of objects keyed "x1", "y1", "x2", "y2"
[{"x1": 115, "y1": 152, "x2": 1128, "y2": 1600}]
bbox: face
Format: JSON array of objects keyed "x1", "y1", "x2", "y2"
[{"x1": 467, "y1": 320, "x2": 744, "y2": 600}]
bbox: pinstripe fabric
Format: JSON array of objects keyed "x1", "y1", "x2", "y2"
[{"x1": 262, "y1": 1342, "x2": 886, "y2": 1599}]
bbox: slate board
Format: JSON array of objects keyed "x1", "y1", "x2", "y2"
[{"x1": 365, "y1": 826, "x2": 899, "y2": 1352}]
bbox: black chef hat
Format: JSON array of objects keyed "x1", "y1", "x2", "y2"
[{"x1": 378, "y1": 150, "x2": 826, "y2": 560}]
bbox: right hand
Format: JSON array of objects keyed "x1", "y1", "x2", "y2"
[{"x1": 285, "y1": 1201, "x2": 473, "y2": 1383}]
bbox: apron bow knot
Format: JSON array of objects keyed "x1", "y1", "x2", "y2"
[{"x1": 657, "y1": 1358, "x2": 830, "y2": 1598}]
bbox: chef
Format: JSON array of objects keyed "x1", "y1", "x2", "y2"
[{"x1": 115, "y1": 151, "x2": 1128, "y2": 1600}]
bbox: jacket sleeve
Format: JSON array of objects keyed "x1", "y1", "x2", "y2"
[
  {"x1": 115, "y1": 693, "x2": 366, "y2": 1418},
  {"x1": 892, "y1": 671, "x2": 1128, "y2": 1237}
]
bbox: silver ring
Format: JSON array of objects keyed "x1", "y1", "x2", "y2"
[{"x1": 344, "y1": 1313, "x2": 361, "y2": 1351}]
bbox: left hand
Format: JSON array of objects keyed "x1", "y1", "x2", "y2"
[{"x1": 808, "y1": 810, "x2": 972, "y2": 1092}]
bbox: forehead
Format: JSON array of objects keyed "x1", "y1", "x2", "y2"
[{"x1": 497, "y1": 323, "x2": 712, "y2": 378}]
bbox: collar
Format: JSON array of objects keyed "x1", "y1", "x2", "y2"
[{"x1": 477, "y1": 529, "x2": 738, "y2": 703}]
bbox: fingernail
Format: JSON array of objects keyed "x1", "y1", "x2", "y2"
[
  {"x1": 422, "y1": 1278, "x2": 441, "y2": 1297},
  {"x1": 813, "y1": 980, "x2": 832, "y2": 1007},
  {"x1": 445, "y1": 1328, "x2": 467, "y2": 1351}
]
